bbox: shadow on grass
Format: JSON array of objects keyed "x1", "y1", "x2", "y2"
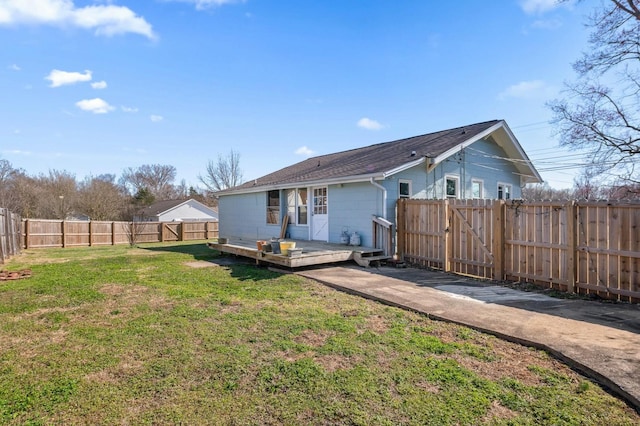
[
  {"x1": 141, "y1": 242, "x2": 216, "y2": 260},
  {"x1": 141, "y1": 242, "x2": 283, "y2": 282}
]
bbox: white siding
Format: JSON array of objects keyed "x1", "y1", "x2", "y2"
[
  {"x1": 218, "y1": 192, "x2": 282, "y2": 240},
  {"x1": 157, "y1": 201, "x2": 218, "y2": 222}
]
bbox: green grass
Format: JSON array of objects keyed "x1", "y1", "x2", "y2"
[{"x1": 0, "y1": 242, "x2": 638, "y2": 425}]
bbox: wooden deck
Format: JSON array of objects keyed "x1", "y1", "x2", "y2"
[{"x1": 207, "y1": 238, "x2": 388, "y2": 268}]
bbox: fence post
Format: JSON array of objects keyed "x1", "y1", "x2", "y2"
[
  {"x1": 566, "y1": 201, "x2": 577, "y2": 294},
  {"x1": 61, "y1": 220, "x2": 66, "y2": 248},
  {"x1": 89, "y1": 221, "x2": 93, "y2": 246},
  {"x1": 492, "y1": 200, "x2": 505, "y2": 280},
  {"x1": 111, "y1": 222, "x2": 116, "y2": 245},
  {"x1": 180, "y1": 223, "x2": 186, "y2": 241},
  {"x1": 444, "y1": 199, "x2": 452, "y2": 272},
  {"x1": 24, "y1": 219, "x2": 29, "y2": 249},
  {"x1": 0, "y1": 208, "x2": 5, "y2": 263},
  {"x1": 396, "y1": 199, "x2": 405, "y2": 260}
]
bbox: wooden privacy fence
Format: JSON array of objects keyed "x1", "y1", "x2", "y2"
[
  {"x1": 397, "y1": 199, "x2": 640, "y2": 303},
  {"x1": 22, "y1": 219, "x2": 219, "y2": 249},
  {"x1": 0, "y1": 208, "x2": 21, "y2": 264}
]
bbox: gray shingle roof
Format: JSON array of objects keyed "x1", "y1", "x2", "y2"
[
  {"x1": 228, "y1": 120, "x2": 501, "y2": 192},
  {"x1": 138, "y1": 199, "x2": 188, "y2": 217}
]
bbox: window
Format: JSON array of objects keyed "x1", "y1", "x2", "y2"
[
  {"x1": 313, "y1": 187, "x2": 327, "y2": 214},
  {"x1": 498, "y1": 183, "x2": 511, "y2": 200},
  {"x1": 399, "y1": 180, "x2": 411, "y2": 199},
  {"x1": 286, "y1": 188, "x2": 308, "y2": 225},
  {"x1": 267, "y1": 190, "x2": 280, "y2": 224},
  {"x1": 471, "y1": 180, "x2": 483, "y2": 199},
  {"x1": 445, "y1": 176, "x2": 459, "y2": 198}
]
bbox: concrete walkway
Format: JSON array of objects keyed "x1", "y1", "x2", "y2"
[{"x1": 296, "y1": 265, "x2": 640, "y2": 412}]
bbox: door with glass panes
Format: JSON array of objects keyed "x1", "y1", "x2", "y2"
[{"x1": 311, "y1": 187, "x2": 328, "y2": 241}]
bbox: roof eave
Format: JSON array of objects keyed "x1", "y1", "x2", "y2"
[
  {"x1": 382, "y1": 157, "x2": 428, "y2": 178},
  {"x1": 431, "y1": 120, "x2": 543, "y2": 184},
  {"x1": 216, "y1": 172, "x2": 387, "y2": 196}
]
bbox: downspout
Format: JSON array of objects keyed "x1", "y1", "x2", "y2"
[{"x1": 369, "y1": 178, "x2": 387, "y2": 219}]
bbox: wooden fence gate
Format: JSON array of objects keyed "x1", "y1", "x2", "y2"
[
  {"x1": 446, "y1": 199, "x2": 499, "y2": 280},
  {"x1": 397, "y1": 198, "x2": 640, "y2": 303}
]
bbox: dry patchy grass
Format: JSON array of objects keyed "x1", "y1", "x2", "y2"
[{"x1": 0, "y1": 242, "x2": 638, "y2": 425}]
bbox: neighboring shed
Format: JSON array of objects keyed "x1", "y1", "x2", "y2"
[
  {"x1": 216, "y1": 119, "x2": 542, "y2": 250},
  {"x1": 136, "y1": 199, "x2": 218, "y2": 222}
]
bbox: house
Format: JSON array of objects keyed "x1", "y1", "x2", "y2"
[
  {"x1": 216, "y1": 120, "x2": 542, "y2": 248},
  {"x1": 136, "y1": 199, "x2": 218, "y2": 222}
]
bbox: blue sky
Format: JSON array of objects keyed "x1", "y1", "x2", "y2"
[{"x1": 1, "y1": 0, "x2": 595, "y2": 190}]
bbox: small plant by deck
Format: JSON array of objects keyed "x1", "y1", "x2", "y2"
[{"x1": 0, "y1": 242, "x2": 638, "y2": 425}]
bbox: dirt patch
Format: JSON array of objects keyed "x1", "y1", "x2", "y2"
[
  {"x1": 295, "y1": 329, "x2": 333, "y2": 347},
  {"x1": 482, "y1": 400, "x2": 519, "y2": 422},
  {"x1": 416, "y1": 381, "x2": 441, "y2": 393},
  {"x1": 363, "y1": 314, "x2": 389, "y2": 334},
  {"x1": 85, "y1": 356, "x2": 145, "y2": 384},
  {"x1": 100, "y1": 283, "x2": 149, "y2": 297},
  {"x1": 184, "y1": 261, "x2": 219, "y2": 269},
  {"x1": 314, "y1": 354, "x2": 353, "y2": 372},
  {"x1": 98, "y1": 284, "x2": 173, "y2": 317}
]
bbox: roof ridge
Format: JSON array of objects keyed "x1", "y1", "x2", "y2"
[{"x1": 304, "y1": 119, "x2": 502, "y2": 161}]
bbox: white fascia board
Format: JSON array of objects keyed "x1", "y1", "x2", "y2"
[
  {"x1": 432, "y1": 121, "x2": 505, "y2": 165},
  {"x1": 216, "y1": 173, "x2": 386, "y2": 197},
  {"x1": 186, "y1": 199, "x2": 217, "y2": 215},
  {"x1": 500, "y1": 121, "x2": 543, "y2": 183},
  {"x1": 381, "y1": 157, "x2": 427, "y2": 178},
  {"x1": 431, "y1": 120, "x2": 542, "y2": 183}
]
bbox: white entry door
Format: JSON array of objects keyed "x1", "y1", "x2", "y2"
[{"x1": 311, "y1": 187, "x2": 328, "y2": 241}]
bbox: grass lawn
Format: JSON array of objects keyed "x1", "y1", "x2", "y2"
[{"x1": 0, "y1": 242, "x2": 638, "y2": 425}]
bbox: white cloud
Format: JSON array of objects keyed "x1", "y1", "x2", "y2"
[
  {"x1": 357, "y1": 117, "x2": 384, "y2": 131},
  {"x1": 46, "y1": 69, "x2": 92, "y2": 87},
  {"x1": 4, "y1": 149, "x2": 31, "y2": 155},
  {"x1": 531, "y1": 19, "x2": 562, "y2": 30},
  {"x1": 295, "y1": 146, "x2": 316, "y2": 157},
  {"x1": 519, "y1": 0, "x2": 572, "y2": 14},
  {"x1": 8, "y1": 63, "x2": 20, "y2": 71},
  {"x1": 76, "y1": 97, "x2": 114, "y2": 114},
  {"x1": 150, "y1": 114, "x2": 163, "y2": 122},
  {"x1": 121, "y1": 106, "x2": 138, "y2": 113},
  {"x1": 91, "y1": 80, "x2": 107, "y2": 89},
  {"x1": 0, "y1": 0, "x2": 155, "y2": 39},
  {"x1": 498, "y1": 80, "x2": 553, "y2": 100},
  {"x1": 167, "y1": 0, "x2": 246, "y2": 11}
]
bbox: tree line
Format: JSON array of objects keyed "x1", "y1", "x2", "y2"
[
  {"x1": 0, "y1": 150, "x2": 244, "y2": 221},
  {"x1": 0, "y1": 160, "x2": 198, "y2": 220}
]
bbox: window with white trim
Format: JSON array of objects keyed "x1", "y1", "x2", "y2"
[
  {"x1": 445, "y1": 175, "x2": 459, "y2": 198},
  {"x1": 471, "y1": 179, "x2": 483, "y2": 199},
  {"x1": 497, "y1": 183, "x2": 511, "y2": 200},
  {"x1": 286, "y1": 188, "x2": 308, "y2": 225},
  {"x1": 399, "y1": 180, "x2": 411, "y2": 199},
  {"x1": 267, "y1": 190, "x2": 280, "y2": 224}
]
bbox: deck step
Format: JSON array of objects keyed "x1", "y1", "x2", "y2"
[{"x1": 353, "y1": 252, "x2": 392, "y2": 268}]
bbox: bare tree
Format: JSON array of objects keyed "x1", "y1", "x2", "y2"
[
  {"x1": 549, "y1": 0, "x2": 640, "y2": 182},
  {"x1": 0, "y1": 159, "x2": 24, "y2": 212},
  {"x1": 199, "y1": 150, "x2": 243, "y2": 192},
  {"x1": 34, "y1": 170, "x2": 77, "y2": 219},
  {"x1": 120, "y1": 164, "x2": 178, "y2": 200},
  {"x1": 77, "y1": 174, "x2": 127, "y2": 220},
  {"x1": 572, "y1": 169, "x2": 603, "y2": 200},
  {"x1": 521, "y1": 182, "x2": 572, "y2": 200}
]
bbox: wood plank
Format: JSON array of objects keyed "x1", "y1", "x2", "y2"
[{"x1": 280, "y1": 214, "x2": 289, "y2": 239}]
